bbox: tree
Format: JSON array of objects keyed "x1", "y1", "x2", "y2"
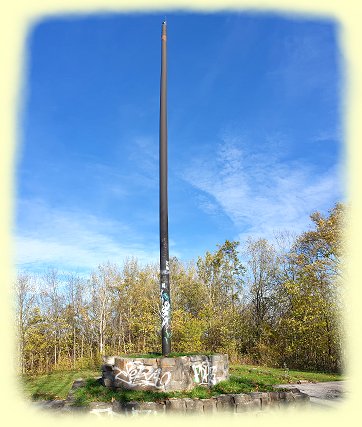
[
  {"x1": 274, "y1": 203, "x2": 345, "y2": 371},
  {"x1": 14, "y1": 272, "x2": 36, "y2": 373},
  {"x1": 242, "y1": 237, "x2": 279, "y2": 364},
  {"x1": 64, "y1": 274, "x2": 86, "y2": 368},
  {"x1": 197, "y1": 240, "x2": 245, "y2": 358},
  {"x1": 15, "y1": 204, "x2": 345, "y2": 374},
  {"x1": 89, "y1": 262, "x2": 118, "y2": 357},
  {"x1": 244, "y1": 237, "x2": 278, "y2": 333}
]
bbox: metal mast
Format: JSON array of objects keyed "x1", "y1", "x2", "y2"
[{"x1": 159, "y1": 20, "x2": 171, "y2": 356}]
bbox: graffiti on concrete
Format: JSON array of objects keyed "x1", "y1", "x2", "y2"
[
  {"x1": 192, "y1": 361, "x2": 217, "y2": 385},
  {"x1": 114, "y1": 361, "x2": 171, "y2": 389}
]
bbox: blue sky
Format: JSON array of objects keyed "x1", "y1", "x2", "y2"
[{"x1": 15, "y1": 11, "x2": 344, "y2": 274}]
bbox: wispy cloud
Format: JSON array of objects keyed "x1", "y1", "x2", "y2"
[
  {"x1": 15, "y1": 199, "x2": 159, "y2": 273},
  {"x1": 182, "y1": 134, "x2": 344, "y2": 242}
]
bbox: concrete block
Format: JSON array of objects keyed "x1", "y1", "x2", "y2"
[
  {"x1": 202, "y1": 398, "x2": 217, "y2": 413},
  {"x1": 284, "y1": 391, "x2": 295, "y2": 401},
  {"x1": 216, "y1": 394, "x2": 235, "y2": 411},
  {"x1": 122, "y1": 401, "x2": 143, "y2": 414},
  {"x1": 249, "y1": 398, "x2": 262, "y2": 409},
  {"x1": 260, "y1": 392, "x2": 271, "y2": 408},
  {"x1": 236, "y1": 403, "x2": 250, "y2": 413},
  {"x1": 136, "y1": 401, "x2": 165, "y2": 413},
  {"x1": 185, "y1": 398, "x2": 204, "y2": 413},
  {"x1": 141, "y1": 358, "x2": 158, "y2": 367},
  {"x1": 278, "y1": 391, "x2": 290, "y2": 400},
  {"x1": 165, "y1": 398, "x2": 186, "y2": 412},
  {"x1": 190, "y1": 355, "x2": 203, "y2": 362},
  {"x1": 114, "y1": 357, "x2": 127, "y2": 369},
  {"x1": 232, "y1": 394, "x2": 250, "y2": 405},
  {"x1": 159, "y1": 357, "x2": 176, "y2": 367}
]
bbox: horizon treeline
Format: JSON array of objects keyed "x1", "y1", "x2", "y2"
[{"x1": 15, "y1": 203, "x2": 345, "y2": 375}]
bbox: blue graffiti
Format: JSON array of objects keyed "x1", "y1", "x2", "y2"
[{"x1": 161, "y1": 291, "x2": 169, "y2": 301}]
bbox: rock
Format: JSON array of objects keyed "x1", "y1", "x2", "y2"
[
  {"x1": 112, "y1": 400, "x2": 124, "y2": 413},
  {"x1": 122, "y1": 401, "x2": 142, "y2": 415},
  {"x1": 89, "y1": 402, "x2": 113, "y2": 411},
  {"x1": 127, "y1": 401, "x2": 166, "y2": 414},
  {"x1": 102, "y1": 378, "x2": 113, "y2": 388},
  {"x1": 103, "y1": 356, "x2": 115, "y2": 365},
  {"x1": 268, "y1": 392, "x2": 280, "y2": 407},
  {"x1": 260, "y1": 392, "x2": 271, "y2": 408},
  {"x1": 235, "y1": 404, "x2": 248, "y2": 413},
  {"x1": 232, "y1": 394, "x2": 250, "y2": 405},
  {"x1": 102, "y1": 354, "x2": 229, "y2": 392},
  {"x1": 185, "y1": 398, "x2": 204, "y2": 413},
  {"x1": 102, "y1": 371, "x2": 114, "y2": 380},
  {"x1": 165, "y1": 398, "x2": 186, "y2": 412},
  {"x1": 159, "y1": 357, "x2": 176, "y2": 367},
  {"x1": 216, "y1": 394, "x2": 235, "y2": 411},
  {"x1": 202, "y1": 398, "x2": 217, "y2": 413},
  {"x1": 249, "y1": 398, "x2": 262, "y2": 409}
]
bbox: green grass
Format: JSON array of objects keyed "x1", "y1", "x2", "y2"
[
  {"x1": 20, "y1": 370, "x2": 99, "y2": 400},
  {"x1": 230, "y1": 364, "x2": 343, "y2": 385},
  {"x1": 115, "y1": 352, "x2": 216, "y2": 359},
  {"x1": 20, "y1": 364, "x2": 343, "y2": 405}
]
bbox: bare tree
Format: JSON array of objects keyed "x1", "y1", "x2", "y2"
[{"x1": 14, "y1": 272, "x2": 36, "y2": 373}]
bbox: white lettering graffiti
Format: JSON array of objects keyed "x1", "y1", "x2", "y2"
[
  {"x1": 161, "y1": 300, "x2": 170, "y2": 328},
  {"x1": 192, "y1": 361, "x2": 217, "y2": 385},
  {"x1": 114, "y1": 361, "x2": 171, "y2": 389}
]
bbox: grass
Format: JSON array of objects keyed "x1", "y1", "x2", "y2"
[
  {"x1": 20, "y1": 364, "x2": 344, "y2": 405},
  {"x1": 229, "y1": 364, "x2": 343, "y2": 385},
  {"x1": 115, "y1": 352, "x2": 216, "y2": 359},
  {"x1": 70, "y1": 376, "x2": 264, "y2": 406},
  {"x1": 20, "y1": 369, "x2": 99, "y2": 400}
]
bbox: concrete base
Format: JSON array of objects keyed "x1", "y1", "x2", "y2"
[{"x1": 101, "y1": 354, "x2": 229, "y2": 392}]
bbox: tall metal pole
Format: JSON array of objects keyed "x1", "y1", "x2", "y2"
[{"x1": 159, "y1": 20, "x2": 171, "y2": 357}]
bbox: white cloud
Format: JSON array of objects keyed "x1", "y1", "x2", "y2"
[
  {"x1": 182, "y1": 135, "x2": 344, "y2": 242},
  {"x1": 14, "y1": 199, "x2": 159, "y2": 273}
]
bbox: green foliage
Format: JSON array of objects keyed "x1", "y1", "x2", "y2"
[{"x1": 15, "y1": 203, "x2": 345, "y2": 375}]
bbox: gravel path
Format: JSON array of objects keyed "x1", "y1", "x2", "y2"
[{"x1": 275, "y1": 381, "x2": 347, "y2": 408}]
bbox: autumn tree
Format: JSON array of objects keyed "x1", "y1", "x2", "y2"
[
  {"x1": 274, "y1": 203, "x2": 345, "y2": 371},
  {"x1": 15, "y1": 203, "x2": 345, "y2": 374},
  {"x1": 242, "y1": 237, "x2": 279, "y2": 364},
  {"x1": 197, "y1": 240, "x2": 245, "y2": 358}
]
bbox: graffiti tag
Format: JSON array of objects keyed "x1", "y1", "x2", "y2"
[
  {"x1": 192, "y1": 361, "x2": 217, "y2": 385},
  {"x1": 114, "y1": 361, "x2": 171, "y2": 389}
]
